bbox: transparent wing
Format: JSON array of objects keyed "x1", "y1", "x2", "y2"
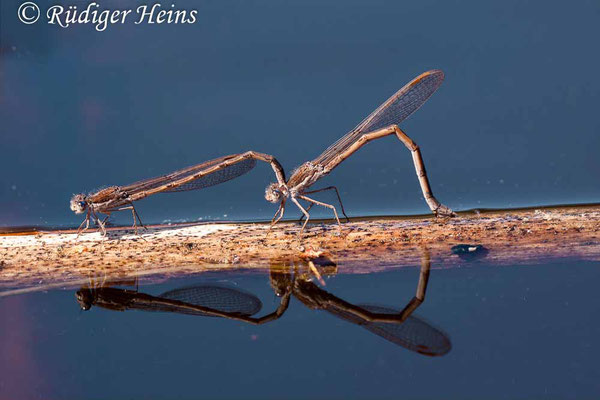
[
  {"x1": 158, "y1": 284, "x2": 263, "y2": 317},
  {"x1": 354, "y1": 70, "x2": 444, "y2": 134},
  {"x1": 163, "y1": 159, "x2": 256, "y2": 192},
  {"x1": 119, "y1": 155, "x2": 256, "y2": 195},
  {"x1": 325, "y1": 303, "x2": 451, "y2": 356},
  {"x1": 313, "y1": 70, "x2": 444, "y2": 167},
  {"x1": 112, "y1": 285, "x2": 263, "y2": 317}
]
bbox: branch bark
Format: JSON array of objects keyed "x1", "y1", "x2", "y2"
[{"x1": 1, "y1": 204, "x2": 599, "y2": 295}]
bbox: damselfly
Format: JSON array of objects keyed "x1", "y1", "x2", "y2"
[
  {"x1": 77, "y1": 282, "x2": 291, "y2": 325},
  {"x1": 70, "y1": 151, "x2": 285, "y2": 234},
  {"x1": 77, "y1": 283, "x2": 264, "y2": 319},
  {"x1": 263, "y1": 251, "x2": 451, "y2": 356},
  {"x1": 263, "y1": 70, "x2": 455, "y2": 232}
]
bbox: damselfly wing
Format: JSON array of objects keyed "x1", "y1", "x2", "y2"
[
  {"x1": 312, "y1": 70, "x2": 445, "y2": 170},
  {"x1": 119, "y1": 156, "x2": 257, "y2": 197},
  {"x1": 325, "y1": 303, "x2": 451, "y2": 356},
  {"x1": 71, "y1": 152, "x2": 282, "y2": 234},
  {"x1": 77, "y1": 284, "x2": 262, "y2": 317}
]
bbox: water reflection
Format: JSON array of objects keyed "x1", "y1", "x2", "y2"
[
  {"x1": 76, "y1": 284, "x2": 265, "y2": 318},
  {"x1": 76, "y1": 250, "x2": 451, "y2": 357}
]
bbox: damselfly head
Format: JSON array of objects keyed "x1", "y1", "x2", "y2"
[
  {"x1": 265, "y1": 182, "x2": 284, "y2": 203},
  {"x1": 70, "y1": 194, "x2": 87, "y2": 214},
  {"x1": 75, "y1": 289, "x2": 93, "y2": 311}
]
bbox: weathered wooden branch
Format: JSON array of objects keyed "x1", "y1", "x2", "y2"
[{"x1": 1, "y1": 204, "x2": 599, "y2": 296}]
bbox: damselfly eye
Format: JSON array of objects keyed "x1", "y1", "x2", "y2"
[
  {"x1": 265, "y1": 183, "x2": 282, "y2": 203},
  {"x1": 70, "y1": 194, "x2": 88, "y2": 214}
]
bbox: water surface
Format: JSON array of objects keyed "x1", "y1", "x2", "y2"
[{"x1": 1, "y1": 259, "x2": 598, "y2": 399}]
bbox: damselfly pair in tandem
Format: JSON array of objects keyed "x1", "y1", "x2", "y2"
[{"x1": 70, "y1": 70, "x2": 454, "y2": 235}]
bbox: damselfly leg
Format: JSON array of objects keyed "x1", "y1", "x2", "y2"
[
  {"x1": 268, "y1": 199, "x2": 286, "y2": 235},
  {"x1": 297, "y1": 186, "x2": 350, "y2": 224},
  {"x1": 76, "y1": 210, "x2": 91, "y2": 237},
  {"x1": 291, "y1": 197, "x2": 311, "y2": 234},
  {"x1": 109, "y1": 202, "x2": 147, "y2": 234},
  {"x1": 298, "y1": 194, "x2": 342, "y2": 232}
]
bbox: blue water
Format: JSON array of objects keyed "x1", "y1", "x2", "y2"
[
  {"x1": 1, "y1": 260, "x2": 599, "y2": 399},
  {"x1": 1, "y1": 0, "x2": 599, "y2": 227}
]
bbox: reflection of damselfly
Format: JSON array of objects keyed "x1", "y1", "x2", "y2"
[
  {"x1": 76, "y1": 283, "x2": 288, "y2": 324},
  {"x1": 77, "y1": 251, "x2": 450, "y2": 356},
  {"x1": 70, "y1": 152, "x2": 286, "y2": 234},
  {"x1": 262, "y1": 251, "x2": 451, "y2": 356},
  {"x1": 263, "y1": 70, "x2": 454, "y2": 233}
]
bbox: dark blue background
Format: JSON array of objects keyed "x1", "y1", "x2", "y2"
[{"x1": 1, "y1": 0, "x2": 599, "y2": 227}]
